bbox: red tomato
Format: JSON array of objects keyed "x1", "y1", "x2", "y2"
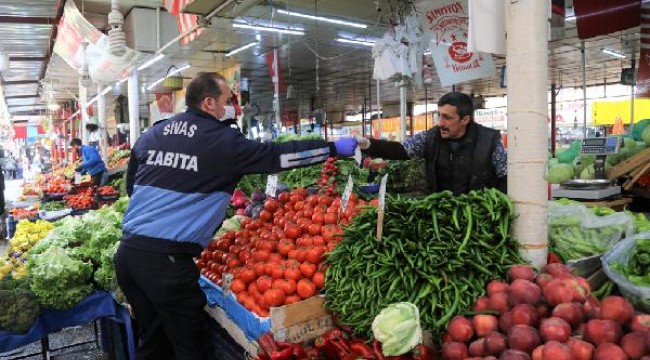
[
  {"x1": 227, "y1": 259, "x2": 241, "y2": 269},
  {"x1": 284, "y1": 267, "x2": 302, "y2": 281},
  {"x1": 321, "y1": 225, "x2": 342, "y2": 242},
  {"x1": 216, "y1": 238, "x2": 232, "y2": 251},
  {"x1": 263, "y1": 288, "x2": 286, "y2": 307},
  {"x1": 312, "y1": 236, "x2": 325, "y2": 247},
  {"x1": 248, "y1": 282, "x2": 259, "y2": 296},
  {"x1": 299, "y1": 262, "x2": 317, "y2": 279},
  {"x1": 263, "y1": 199, "x2": 279, "y2": 212},
  {"x1": 239, "y1": 268, "x2": 256, "y2": 284},
  {"x1": 312, "y1": 271, "x2": 325, "y2": 289},
  {"x1": 211, "y1": 263, "x2": 220, "y2": 273},
  {"x1": 253, "y1": 250, "x2": 270, "y2": 262},
  {"x1": 308, "y1": 224, "x2": 321, "y2": 236},
  {"x1": 277, "y1": 240, "x2": 295, "y2": 256},
  {"x1": 259, "y1": 210, "x2": 273, "y2": 223},
  {"x1": 275, "y1": 279, "x2": 297, "y2": 296},
  {"x1": 278, "y1": 192, "x2": 290, "y2": 203},
  {"x1": 236, "y1": 292, "x2": 250, "y2": 304},
  {"x1": 284, "y1": 223, "x2": 302, "y2": 239},
  {"x1": 284, "y1": 295, "x2": 301, "y2": 305},
  {"x1": 296, "y1": 249, "x2": 308, "y2": 263},
  {"x1": 293, "y1": 201, "x2": 305, "y2": 211},
  {"x1": 271, "y1": 266, "x2": 285, "y2": 280},
  {"x1": 306, "y1": 248, "x2": 325, "y2": 264},
  {"x1": 238, "y1": 250, "x2": 252, "y2": 264},
  {"x1": 287, "y1": 249, "x2": 299, "y2": 260},
  {"x1": 296, "y1": 237, "x2": 313, "y2": 247},
  {"x1": 268, "y1": 253, "x2": 283, "y2": 263},
  {"x1": 323, "y1": 212, "x2": 338, "y2": 225},
  {"x1": 253, "y1": 262, "x2": 266, "y2": 277},
  {"x1": 311, "y1": 213, "x2": 324, "y2": 225},
  {"x1": 231, "y1": 279, "x2": 247, "y2": 294},
  {"x1": 296, "y1": 279, "x2": 317, "y2": 299},
  {"x1": 196, "y1": 260, "x2": 206, "y2": 269},
  {"x1": 264, "y1": 263, "x2": 276, "y2": 276},
  {"x1": 318, "y1": 196, "x2": 332, "y2": 206},
  {"x1": 201, "y1": 251, "x2": 211, "y2": 263},
  {"x1": 303, "y1": 208, "x2": 314, "y2": 219},
  {"x1": 306, "y1": 195, "x2": 319, "y2": 207},
  {"x1": 256, "y1": 276, "x2": 273, "y2": 293}
]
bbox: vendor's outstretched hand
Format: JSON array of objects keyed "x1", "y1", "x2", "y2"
[{"x1": 334, "y1": 138, "x2": 357, "y2": 157}]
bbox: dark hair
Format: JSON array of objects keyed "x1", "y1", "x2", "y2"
[
  {"x1": 438, "y1": 92, "x2": 474, "y2": 122},
  {"x1": 185, "y1": 72, "x2": 227, "y2": 109},
  {"x1": 85, "y1": 123, "x2": 99, "y2": 132},
  {"x1": 70, "y1": 138, "x2": 82, "y2": 147}
]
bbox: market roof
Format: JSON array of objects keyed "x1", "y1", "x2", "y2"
[{"x1": 0, "y1": 0, "x2": 642, "y2": 120}]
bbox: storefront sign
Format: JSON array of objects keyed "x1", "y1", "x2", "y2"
[
  {"x1": 475, "y1": 108, "x2": 506, "y2": 129},
  {"x1": 54, "y1": 1, "x2": 149, "y2": 84},
  {"x1": 591, "y1": 99, "x2": 650, "y2": 125},
  {"x1": 417, "y1": 0, "x2": 495, "y2": 87}
]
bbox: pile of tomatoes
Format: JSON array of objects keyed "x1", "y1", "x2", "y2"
[
  {"x1": 319, "y1": 157, "x2": 339, "y2": 198},
  {"x1": 97, "y1": 186, "x2": 119, "y2": 196},
  {"x1": 44, "y1": 178, "x2": 71, "y2": 194},
  {"x1": 64, "y1": 188, "x2": 95, "y2": 210},
  {"x1": 196, "y1": 187, "x2": 369, "y2": 318}
]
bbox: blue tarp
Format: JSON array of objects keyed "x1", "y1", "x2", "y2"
[
  {"x1": 0, "y1": 291, "x2": 135, "y2": 360},
  {"x1": 199, "y1": 276, "x2": 271, "y2": 341}
]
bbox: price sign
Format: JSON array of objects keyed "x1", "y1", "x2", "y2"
[
  {"x1": 74, "y1": 173, "x2": 82, "y2": 184},
  {"x1": 265, "y1": 174, "x2": 278, "y2": 198},
  {"x1": 354, "y1": 146, "x2": 362, "y2": 166},
  {"x1": 340, "y1": 175, "x2": 354, "y2": 212},
  {"x1": 376, "y1": 174, "x2": 388, "y2": 242},
  {"x1": 222, "y1": 273, "x2": 234, "y2": 296}
]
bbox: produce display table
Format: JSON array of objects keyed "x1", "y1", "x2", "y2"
[{"x1": 0, "y1": 291, "x2": 135, "y2": 360}]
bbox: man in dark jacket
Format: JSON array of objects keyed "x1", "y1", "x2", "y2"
[
  {"x1": 355, "y1": 92, "x2": 507, "y2": 194},
  {"x1": 114, "y1": 72, "x2": 356, "y2": 360},
  {"x1": 70, "y1": 138, "x2": 107, "y2": 186}
]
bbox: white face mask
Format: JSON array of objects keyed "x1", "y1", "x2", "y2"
[{"x1": 222, "y1": 105, "x2": 236, "y2": 120}]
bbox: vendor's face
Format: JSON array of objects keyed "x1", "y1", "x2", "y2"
[
  {"x1": 437, "y1": 105, "x2": 470, "y2": 139},
  {"x1": 203, "y1": 79, "x2": 233, "y2": 119}
]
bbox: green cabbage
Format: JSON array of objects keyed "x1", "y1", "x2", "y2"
[
  {"x1": 643, "y1": 126, "x2": 650, "y2": 146},
  {"x1": 371, "y1": 302, "x2": 422, "y2": 356},
  {"x1": 580, "y1": 165, "x2": 596, "y2": 180},
  {"x1": 546, "y1": 164, "x2": 574, "y2": 184}
]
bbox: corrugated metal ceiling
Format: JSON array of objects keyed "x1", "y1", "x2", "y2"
[{"x1": 0, "y1": 0, "x2": 59, "y2": 18}]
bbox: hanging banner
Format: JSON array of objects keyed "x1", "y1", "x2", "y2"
[
  {"x1": 638, "y1": 2, "x2": 650, "y2": 98},
  {"x1": 266, "y1": 49, "x2": 286, "y2": 93},
  {"x1": 467, "y1": 0, "x2": 506, "y2": 55},
  {"x1": 54, "y1": 1, "x2": 149, "y2": 84},
  {"x1": 163, "y1": 0, "x2": 205, "y2": 45},
  {"x1": 573, "y1": 0, "x2": 640, "y2": 40},
  {"x1": 417, "y1": 0, "x2": 495, "y2": 87}
]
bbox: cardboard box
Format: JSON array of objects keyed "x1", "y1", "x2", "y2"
[
  {"x1": 201, "y1": 276, "x2": 333, "y2": 344},
  {"x1": 270, "y1": 296, "x2": 333, "y2": 343}
]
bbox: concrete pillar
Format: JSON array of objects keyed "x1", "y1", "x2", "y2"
[
  {"x1": 506, "y1": 0, "x2": 549, "y2": 269},
  {"x1": 128, "y1": 70, "x2": 141, "y2": 146}
]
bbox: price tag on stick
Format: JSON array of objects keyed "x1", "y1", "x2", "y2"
[
  {"x1": 265, "y1": 174, "x2": 278, "y2": 198},
  {"x1": 222, "y1": 273, "x2": 234, "y2": 297},
  {"x1": 376, "y1": 174, "x2": 388, "y2": 242},
  {"x1": 340, "y1": 175, "x2": 354, "y2": 213}
]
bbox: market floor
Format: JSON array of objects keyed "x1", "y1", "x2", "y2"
[{"x1": 0, "y1": 324, "x2": 105, "y2": 360}]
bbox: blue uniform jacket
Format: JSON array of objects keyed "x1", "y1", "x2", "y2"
[
  {"x1": 79, "y1": 145, "x2": 107, "y2": 176},
  {"x1": 121, "y1": 108, "x2": 336, "y2": 256}
]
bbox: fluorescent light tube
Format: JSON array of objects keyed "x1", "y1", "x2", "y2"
[
  {"x1": 147, "y1": 64, "x2": 191, "y2": 91},
  {"x1": 137, "y1": 54, "x2": 165, "y2": 71},
  {"x1": 336, "y1": 38, "x2": 375, "y2": 47},
  {"x1": 226, "y1": 42, "x2": 258, "y2": 57},
  {"x1": 233, "y1": 23, "x2": 304, "y2": 35},
  {"x1": 277, "y1": 9, "x2": 367, "y2": 29},
  {"x1": 602, "y1": 48, "x2": 626, "y2": 59}
]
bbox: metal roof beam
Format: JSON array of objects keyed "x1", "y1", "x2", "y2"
[
  {"x1": 10, "y1": 56, "x2": 47, "y2": 62},
  {"x1": 0, "y1": 16, "x2": 57, "y2": 25},
  {"x1": 3, "y1": 80, "x2": 39, "y2": 85},
  {"x1": 4, "y1": 94, "x2": 39, "y2": 99}
]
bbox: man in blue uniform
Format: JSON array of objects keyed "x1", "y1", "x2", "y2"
[
  {"x1": 70, "y1": 138, "x2": 107, "y2": 186},
  {"x1": 114, "y1": 72, "x2": 357, "y2": 360}
]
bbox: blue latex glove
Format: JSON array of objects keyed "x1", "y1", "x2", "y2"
[{"x1": 334, "y1": 138, "x2": 357, "y2": 157}]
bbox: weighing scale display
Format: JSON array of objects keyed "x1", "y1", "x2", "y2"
[{"x1": 581, "y1": 137, "x2": 621, "y2": 155}]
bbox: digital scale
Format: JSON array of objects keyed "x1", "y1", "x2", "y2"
[{"x1": 551, "y1": 136, "x2": 622, "y2": 200}]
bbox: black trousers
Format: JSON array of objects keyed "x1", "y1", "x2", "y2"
[
  {"x1": 91, "y1": 172, "x2": 104, "y2": 187},
  {"x1": 114, "y1": 245, "x2": 214, "y2": 360}
]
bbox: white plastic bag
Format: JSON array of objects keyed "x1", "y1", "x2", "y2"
[{"x1": 602, "y1": 232, "x2": 650, "y2": 312}]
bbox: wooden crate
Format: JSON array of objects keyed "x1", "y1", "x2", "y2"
[
  {"x1": 270, "y1": 295, "x2": 334, "y2": 343},
  {"x1": 607, "y1": 147, "x2": 650, "y2": 180}
]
